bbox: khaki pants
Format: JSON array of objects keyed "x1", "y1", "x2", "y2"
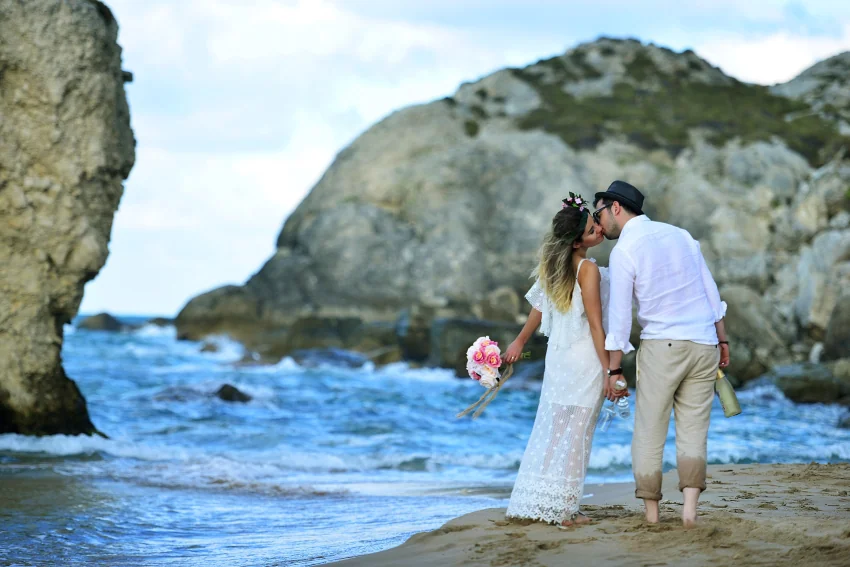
[{"x1": 632, "y1": 340, "x2": 720, "y2": 501}]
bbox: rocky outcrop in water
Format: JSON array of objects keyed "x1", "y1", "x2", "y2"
[
  {"x1": 0, "y1": 0, "x2": 135, "y2": 434},
  {"x1": 177, "y1": 38, "x2": 850, "y2": 382},
  {"x1": 79, "y1": 312, "x2": 127, "y2": 332}
]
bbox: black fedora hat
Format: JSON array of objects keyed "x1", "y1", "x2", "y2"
[{"x1": 594, "y1": 180, "x2": 644, "y2": 214}]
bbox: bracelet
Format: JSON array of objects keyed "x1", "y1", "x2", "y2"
[
  {"x1": 719, "y1": 341, "x2": 729, "y2": 345},
  {"x1": 607, "y1": 368, "x2": 623, "y2": 376}
]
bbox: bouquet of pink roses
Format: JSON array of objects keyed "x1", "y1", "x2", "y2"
[
  {"x1": 466, "y1": 336, "x2": 503, "y2": 388},
  {"x1": 457, "y1": 336, "x2": 515, "y2": 419}
]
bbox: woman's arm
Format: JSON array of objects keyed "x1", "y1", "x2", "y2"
[
  {"x1": 504, "y1": 308, "x2": 542, "y2": 364},
  {"x1": 578, "y1": 262, "x2": 610, "y2": 373}
]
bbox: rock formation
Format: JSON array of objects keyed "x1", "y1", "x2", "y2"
[
  {"x1": 0, "y1": 0, "x2": 135, "y2": 434},
  {"x1": 79, "y1": 312, "x2": 127, "y2": 332},
  {"x1": 176, "y1": 38, "x2": 850, "y2": 382}
]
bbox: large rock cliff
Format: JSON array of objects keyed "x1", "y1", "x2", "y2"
[
  {"x1": 0, "y1": 0, "x2": 135, "y2": 434},
  {"x1": 177, "y1": 38, "x2": 850, "y2": 382}
]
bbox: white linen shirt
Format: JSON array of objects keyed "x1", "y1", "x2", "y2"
[{"x1": 604, "y1": 215, "x2": 727, "y2": 354}]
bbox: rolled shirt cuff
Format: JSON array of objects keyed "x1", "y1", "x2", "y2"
[
  {"x1": 605, "y1": 334, "x2": 635, "y2": 355},
  {"x1": 716, "y1": 300, "x2": 728, "y2": 322}
]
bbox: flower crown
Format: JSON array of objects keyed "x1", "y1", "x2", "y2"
[{"x1": 561, "y1": 192, "x2": 588, "y2": 213}]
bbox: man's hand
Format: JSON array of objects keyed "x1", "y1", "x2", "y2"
[
  {"x1": 503, "y1": 340, "x2": 525, "y2": 364},
  {"x1": 719, "y1": 343, "x2": 730, "y2": 368}
]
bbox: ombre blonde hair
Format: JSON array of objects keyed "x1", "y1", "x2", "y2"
[{"x1": 531, "y1": 203, "x2": 589, "y2": 312}]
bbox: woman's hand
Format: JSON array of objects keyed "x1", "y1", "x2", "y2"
[{"x1": 503, "y1": 339, "x2": 525, "y2": 364}]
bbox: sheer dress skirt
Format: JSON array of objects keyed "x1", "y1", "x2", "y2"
[{"x1": 506, "y1": 336, "x2": 604, "y2": 524}]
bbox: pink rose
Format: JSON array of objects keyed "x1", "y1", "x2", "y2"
[
  {"x1": 470, "y1": 371, "x2": 481, "y2": 381},
  {"x1": 487, "y1": 353, "x2": 502, "y2": 367},
  {"x1": 480, "y1": 339, "x2": 492, "y2": 347},
  {"x1": 575, "y1": 198, "x2": 582, "y2": 204},
  {"x1": 472, "y1": 350, "x2": 486, "y2": 363}
]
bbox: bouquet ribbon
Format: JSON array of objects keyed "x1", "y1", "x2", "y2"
[{"x1": 456, "y1": 363, "x2": 515, "y2": 420}]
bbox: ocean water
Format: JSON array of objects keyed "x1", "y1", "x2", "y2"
[{"x1": 1, "y1": 318, "x2": 848, "y2": 566}]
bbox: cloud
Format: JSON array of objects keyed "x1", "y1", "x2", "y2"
[
  {"x1": 692, "y1": 23, "x2": 850, "y2": 84},
  {"x1": 80, "y1": 0, "x2": 850, "y2": 315},
  {"x1": 85, "y1": 0, "x2": 569, "y2": 314}
]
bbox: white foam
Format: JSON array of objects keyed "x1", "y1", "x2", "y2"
[
  {"x1": 0, "y1": 434, "x2": 193, "y2": 461},
  {"x1": 240, "y1": 356, "x2": 305, "y2": 375},
  {"x1": 132, "y1": 324, "x2": 177, "y2": 339},
  {"x1": 589, "y1": 443, "x2": 633, "y2": 469},
  {"x1": 375, "y1": 362, "x2": 457, "y2": 382},
  {"x1": 110, "y1": 456, "x2": 350, "y2": 497},
  {"x1": 254, "y1": 449, "x2": 524, "y2": 473},
  {"x1": 197, "y1": 334, "x2": 245, "y2": 362}
]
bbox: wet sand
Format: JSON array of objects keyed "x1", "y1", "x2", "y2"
[{"x1": 328, "y1": 463, "x2": 850, "y2": 566}]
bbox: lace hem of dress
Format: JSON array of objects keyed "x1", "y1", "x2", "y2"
[{"x1": 506, "y1": 475, "x2": 584, "y2": 524}]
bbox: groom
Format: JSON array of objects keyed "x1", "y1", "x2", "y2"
[{"x1": 593, "y1": 180, "x2": 730, "y2": 528}]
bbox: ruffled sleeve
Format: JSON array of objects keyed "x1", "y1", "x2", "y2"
[
  {"x1": 525, "y1": 279, "x2": 545, "y2": 312},
  {"x1": 526, "y1": 279, "x2": 551, "y2": 337}
]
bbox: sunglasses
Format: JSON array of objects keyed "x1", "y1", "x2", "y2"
[{"x1": 592, "y1": 204, "x2": 612, "y2": 224}]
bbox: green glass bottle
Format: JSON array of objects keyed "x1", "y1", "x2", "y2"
[{"x1": 716, "y1": 369, "x2": 742, "y2": 417}]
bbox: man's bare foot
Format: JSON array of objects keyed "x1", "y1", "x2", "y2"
[
  {"x1": 644, "y1": 499, "x2": 660, "y2": 523},
  {"x1": 559, "y1": 518, "x2": 574, "y2": 528},
  {"x1": 682, "y1": 487, "x2": 699, "y2": 528}
]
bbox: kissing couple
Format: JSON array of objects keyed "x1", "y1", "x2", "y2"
[{"x1": 502, "y1": 180, "x2": 730, "y2": 528}]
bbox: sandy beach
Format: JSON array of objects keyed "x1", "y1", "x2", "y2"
[{"x1": 329, "y1": 463, "x2": 850, "y2": 566}]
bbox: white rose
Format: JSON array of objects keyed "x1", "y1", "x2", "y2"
[{"x1": 478, "y1": 367, "x2": 499, "y2": 389}]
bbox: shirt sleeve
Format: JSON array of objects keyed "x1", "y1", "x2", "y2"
[
  {"x1": 604, "y1": 246, "x2": 636, "y2": 354},
  {"x1": 695, "y1": 241, "x2": 727, "y2": 322}
]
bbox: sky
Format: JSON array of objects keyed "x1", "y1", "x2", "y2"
[{"x1": 79, "y1": 0, "x2": 850, "y2": 316}]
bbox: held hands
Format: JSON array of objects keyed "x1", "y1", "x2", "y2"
[
  {"x1": 604, "y1": 373, "x2": 630, "y2": 402},
  {"x1": 503, "y1": 340, "x2": 525, "y2": 364}
]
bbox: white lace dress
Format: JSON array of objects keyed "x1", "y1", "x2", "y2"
[{"x1": 506, "y1": 258, "x2": 610, "y2": 524}]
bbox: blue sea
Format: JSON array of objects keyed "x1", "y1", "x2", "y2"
[{"x1": 1, "y1": 317, "x2": 848, "y2": 566}]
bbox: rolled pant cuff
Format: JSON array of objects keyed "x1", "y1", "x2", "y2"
[
  {"x1": 677, "y1": 456, "x2": 707, "y2": 493},
  {"x1": 635, "y1": 489, "x2": 662, "y2": 501}
]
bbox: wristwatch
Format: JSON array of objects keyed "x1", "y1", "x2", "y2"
[{"x1": 607, "y1": 368, "x2": 623, "y2": 376}]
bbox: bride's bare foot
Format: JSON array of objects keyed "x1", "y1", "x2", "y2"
[
  {"x1": 559, "y1": 512, "x2": 591, "y2": 528},
  {"x1": 682, "y1": 511, "x2": 697, "y2": 528}
]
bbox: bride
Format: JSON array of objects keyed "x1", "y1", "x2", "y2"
[{"x1": 503, "y1": 193, "x2": 624, "y2": 527}]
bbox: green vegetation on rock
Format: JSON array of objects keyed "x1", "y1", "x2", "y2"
[{"x1": 512, "y1": 53, "x2": 850, "y2": 166}]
